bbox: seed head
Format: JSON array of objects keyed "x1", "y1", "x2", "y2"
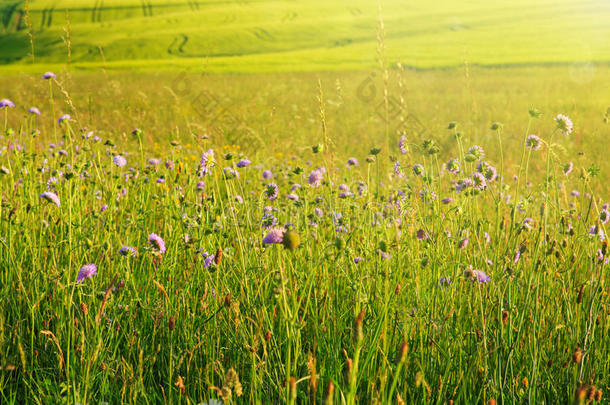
[{"x1": 282, "y1": 229, "x2": 301, "y2": 251}]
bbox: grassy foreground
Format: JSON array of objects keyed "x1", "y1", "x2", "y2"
[{"x1": 0, "y1": 68, "x2": 609, "y2": 403}]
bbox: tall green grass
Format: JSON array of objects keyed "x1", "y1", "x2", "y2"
[{"x1": 0, "y1": 67, "x2": 609, "y2": 403}]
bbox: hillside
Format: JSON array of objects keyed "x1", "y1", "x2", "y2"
[{"x1": 1, "y1": 0, "x2": 609, "y2": 72}]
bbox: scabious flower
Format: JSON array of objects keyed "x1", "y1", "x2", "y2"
[
  {"x1": 468, "y1": 145, "x2": 485, "y2": 160},
  {"x1": 446, "y1": 159, "x2": 460, "y2": 174},
  {"x1": 57, "y1": 114, "x2": 71, "y2": 124},
  {"x1": 522, "y1": 217, "x2": 534, "y2": 231},
  {"x1": 119, "y1": 246, "x2": 138, "y2": 257},
  {"x1": 0, "y1": 99, "x2": 15, "y2": 109},
  {"x1": 513, "y1": 250, "x2": 521, "y2": 263},
  {"x1": 456, "y1": 178, "x2": 473, "y2": 192},
  {"x1": 42, "y1": 72, "x2": 56, "y2": 80},
  {"x1": 338, "y1": 184, "x2": 349, "y2": 192},
  {"x1": 28, "y1": 107, "x2": 40, "y2": 115},
  {"x1": 347, "y1": 157, "x2": 359, "y2": 166},
  {"x1": 398, "y1": 135, "x2": 407, "y2": 154},
  {"x1": 354, "y1": 257, "x2": 365, "y2": 264},
  {"x1": 263, "y1": 228, "x2": 285, "y2": 245},
  {"x1": 148, "y1": 233, "x2": 166, "y2": 254},
  {"x1": 261, "y1": 212, "x2": 278, "y2": 229},
  {"x1": 464, "y1": 266, "x2": 490, "y2": 283},
  {"x1": 265, "y1": 183, "x2": 279, "y2": 201},
  {"x1": 113, "y1": 155, "x2": 127, "y2": 167},
  {"x1": 439, "y1": 277, "x2": 452, "y2": 289},
  {"x1": 378, "y1": 250, "x2": 391, "y2": 260},
  {"x1": 555, "y1": 114, "x2": 573, "y2": 136},
  {"x1": 441, "y1": 197, "x2": 453, "y2": 204},
  {"x1": 589, "y1": 225, "x2": 605, "y2": 241},
  {"x1": 40, "y1": 191, "x2": 60, "y2": 207},
  {"x1": 394, "y1": 162, "x2": 403, "y2": 178},
  {"x1": 308, "y1": 169, "x2": 323, "y2": 187},
  {"x1": 196, "y1": 181, "x2": 205, "y2": 191},
  {"x1": 76, "y1": 264, "x2": 97, "y2": 283},
  {"x1": 458, "y1": 237, "x2": 469, "y2": 249},
  {"x1": 416, "y1": 229, "x2": 428, "y2": 240},
  {"x1": 198, "y1": 149, "x2": 215, "y2": 176},
  {"x1": 148, "y1": 158, "x2": 161, "y2": 165},
  {"x1": 526, "y1": 134, "x2": 542, "y2": 150},
  {"x1": 235, "y1": 195, "x2": 244, "y2": 203},
  {"x1": 201, "y1": 251, "x2": 215, "y2": 268},
  {"x1": 287, "y1": 193, "x2": 299, "y2": 201},
  {"x1": 236, "y1": 158, "x2": 251, "y2": 168},
  {"x1": 600, "y1": 209, "x2": 609, "y2": 225},
  {"x1": 262, "y1": 170, "x2": 272, "y2": 180},
  {"x1": 223, "y1": 167, "x2": 239, "y2": 179},
  {"x1": 100, "y1": 204, "x2": 108, "y2": 213},
  {"x1": 563, "y1": 162, "x2": 573, "y2": 176},
  {"x1": 472, "y1": 172, "x2": 486, "y2": 190},
  {"x1": 412, "y1": 164, "x2": 424, "y2": 176}
]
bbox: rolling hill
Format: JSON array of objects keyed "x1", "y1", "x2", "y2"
[{"x1": 0, "y1": 0, "x2": 609, "y2": 72}]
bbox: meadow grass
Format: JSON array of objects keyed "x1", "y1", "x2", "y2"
[{"x1": 0, "y1": 66, "x2": 609, "y2": 404}]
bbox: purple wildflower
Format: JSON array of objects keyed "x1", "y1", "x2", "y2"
[
  {"x1": 40, "y1": 191, "x2": 60, "y2": 207},
  {"x1": 412, "y1": 164, "x2": 424, "y2": 176},
  {"x1": 526, "y1": 134, "x2": 542, "y2": 151},
  {"x1": 265, "y1": 183, "x2": 279, "y2": 201},
  {"x1": 439, "y1": 277, "x2": 452, "y2": 288},
  {"x1": 394, "y1": 162, "x2": 403, "y2": 178},
  {"x1": 196, "y1": 181, "x2": 205, "y2": 191},
  {"x1": 555, "y1": 114, "x2": 573, "y2": 136},
  {"x1": 446, "y1": 159, "x2": 460, "y2": 174},
  {"x1": 398, "y1": 135, "x2": 407, "y2": 154},
  {"x1": 464, "y1": 266, "x2": 490, "y2": 283},
  {"x1": 148, "y1": 233, "x2": 166, "y2": 254},
  {"x1": 287, "y1": 193, "x2": 299, "y2": 201},
  {"x1": 202, "y1": 252, "x2": 215, "y2": 268},
  {"x1": 76, "y1": 264, "x2": 97, "y2": 283},
  {"x1": 263, "y1": 228, "x2": 285, "y2": 245},
  {"x1": 308, "y1": 169, "x2": 323, "y2": 187},
  {"x1": 468, "y1": 145, "x2": 485, "y2": 160},
  {"x1": 262, "y1": 170, "x2": 272, "y2": 180},
  {"x1": 458, "y1": 237, "x2": 469, "y2": 249},
  {"x1": 416, "y1": 229, "x2": 428, "y2": 240},
  {"x1": 563, "y1": 162, "x2": 573, "y2": 176},
  {"x1": 600, "y1": 209, "x2": 609, "y2": 225},
  {"x1": 347, "y1": 157, "x2": 359, "y2": 166},
  {"x1": 236, "y1": 159, "x2": 251, "y2": 168},
  {"x1": 0, "y1": 99, "x2": 15, "y2": 108},
  {"x1": 28, "y1": 107, "x2": 40, "y2": 115},
  {"x1": 441, "y1": 197, "x2": 453, "y2": 204},
  {"x1": 198, "y1": 149, "x2": 215, "y2": 176},
  {"x1": 472, "y1": 172, "x2": 486, "y2": 190},
  {"x1": 42, "y1": 72, "x2": 56, "y2": 80},
  {"x1": 119, "y1": 246, "x2": 138, "y2": 257},
  {"x1": 100, "y1": 204, "x2": 108, "y2": 213},
  {"x1": 57, "y1": 114, "x2": 70, "y2": 124},
  {"x1": 513, "y1": 250, "x2": 521, "y2": 263},
  {"x1": 354, "y1": 257, "x2": 365, "y2": 264},
  {"x1": 378, "y1": 250, "x2": 391, "y2": 260},
  {"x1": 113, "y1": 155, "x2": 127, "y2": 167}
]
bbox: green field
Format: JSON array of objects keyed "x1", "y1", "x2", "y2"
[
  {"x1": 1, "y1": 1, "x2": 610, "y2": 404},
  {"x1": 1, "y1": 0, "x2": 610, "y2": 72}
]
